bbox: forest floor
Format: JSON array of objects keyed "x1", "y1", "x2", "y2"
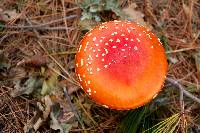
[{"x1": 0, "y1": 0, "x2": 200, "y2": 132}]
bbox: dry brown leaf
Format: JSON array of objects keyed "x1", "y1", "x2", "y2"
[
  {"x1": 41, "y1": 67, "x2": 59, "y2": 95},
  {"x1": 79, "y1": 19, "x2": 100, "y2": 31},
  {"x1": 0, "y1": 8, "x2": 21, "y2": 22},
  {"x1": 11, "y1": 76, "x2": 43, "y2": 97},
  {"x1": 122, "y1": 3, "x2": 152, "y2": 29}
]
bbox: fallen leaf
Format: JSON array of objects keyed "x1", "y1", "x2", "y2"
[
  {"x1": 0, "y1": 9, "x2": 21, "y2": 22},
  {"x1": 11, "y1": 76, "x2": 43, "y2": 97},
  {"x1": 24, "y1": 111, "x2": 43, "y2": 133},
  {"x1": 50, "y1": 112, "x2": 65, "y2": 133},
  {"x1": 41, "y1": 67, "x2": 59, "y2": 95},
  {"x1": 122, "y1": 3, "x2": 151, "y2": 28},
  {"x1": 79, "y1": 19, "x2": 100, "y2": 31}
]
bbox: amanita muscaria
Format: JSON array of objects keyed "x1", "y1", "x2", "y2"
[{"x1": 75, "y1": 20, "x2": 168, "y2": 110}]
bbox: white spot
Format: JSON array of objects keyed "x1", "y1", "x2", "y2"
[
  {"x1": 105, "y1": 43, "x2": 109, "y2": 46},
  {"x1": 158, "y1": 38, "x2": 162, "y2": 44},
  {"x1": 147, "y1": 34, "x2": 152, "y2": 39},
  {"x1": 104, "y1": 48, "x2": 108, "y2": 54},
  {"x1": 127, "y1": 30, "x2": 131, "y2": 33},
  {"x1": 114, "y1": 32, "x2": 118, "y2": 34},
  {"x1": 126, "y1": 21, "x2": 131, "y2": 24},
  {"x1": 111, "y1": 32, "x2": 115, "y2": 35},
  {"x1": 85, "y1": 81, "x2": 87, "y2": 86},
  {"x1": 112, "y1": 46, "x2": 117, "y2": 48},
  {"x1": 98, "y1": 49, "x2": 101, "y2": 52},
  {"x1": 95, "y1": 44, "x2": 99, "y2": 46},
  {"x1": 121, "y1": 49, "x2": 125, "y2": 51},
  {"x1": 153, "y1": 94, "x2": 158, "y2": 99},
  {"x1": 77, "y1": 74, "x2": 82, "y2": 81},
  {"x1": 99, "y1": 26, "x2": 106, "y2": 29},
  {"x1": 102, "y1": 53, "x2": 106, "y2": 56},
  {"x1": 89, "y1": 72, "x2": 93, "y2": 74},
  {"x1": 84, "y1": 42, "x2": 89, "y2": 51},
  {"x1": 115, "y1": 27, "x2": 119, "y2": 29},
  {"x1": 124, "y1": 44, "x2": 128, "y2": 46},
  {"x1": 83, "y1": 74, "x2": 85, "y2": 77},
  {"x1": 87, "y1": 33, "x2": 92, "y2": 36},
  {"x1": 88, "y1": 80, "x2": 91, "y2": 84},
  {"x1": 109, "y1": 39, "x2": 113, "y2": 42},
  {"x1": 102, "y1": 58, "x2": 104, "y2": 61},
  {"x1": 94, "y1": 91, "x2": 96, "y2": 93},
  {"x1": 125, "y1": 38, "x2": 128, "y2": 40},
  {"x1": 81, "y1": 59, "x2": 84, "y2": 66},
  {"x1": 102, "y1": 105, "x2": 109, "y2": 108},
  {"x1": 88, "y1": 55, "x2": 93, "y2": 60},
  {"x1": 93, "y1": 49, "x2": 96, "y2": 52},
  {"x1": 96, "y1": 54, "x2": 98, "y2": 57},
  {"x1": 131, "y1": 39, "x2": 134, "y2": 41},
  {"x1": 109, "y1": 62, "x2": 111, "y2": 65},
  {"x1": 78, "y1": 45, "x2": 82, "y2": 52},
  {"x1": 151, "y1": 46, "x2": 154, "y2": 48},
  {"x1": 101, "y1": 37, "x2": 105, "y2": 39},
  {"x1": 114, "y1": 20, "x2": 121, "y2": 23},
  {"x1": 99, "y1": 40, "x2": 103, "y2": 42},
  {"x1": 136, "y1": 38, "x2": 140, "y2": 42},
  {"x1": 104, "y1": 65, "x2": 108, "y2": 68},
  {"x1": 88, "y1": 93, "x2": 91, "y2": 95},
  {"x1": 93, "y1": 37, "x2": 96, "y2": 41},
  {"x1": 97, "y1": 68, "x2": 100, "y2": 71},
  {"x1": 124, "y1": 56, "x2": 127, "y2": 57},
  {"x1": 121, "y1": 34, "x2": 125, "y2": 36},
  {"x1": 87, "y1": 88, "x2": 91, "y2": 92},
  {"x1": 134, "y1": 46, "x2": 138, "y2": 50},
  {"x1": 87, "y1": 68, "x2": 92, "y2": 72},
  {"x1": 139, "y1": 34, "x2": 142, "y2": 36},
  {"x1": 76, "y1": 63, "x2": 78, "y2": 67},
  {"x1": 116, "y1": 39, "x2": 120, "y2": 43}
]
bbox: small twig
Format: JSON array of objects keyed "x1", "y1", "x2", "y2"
[
  {"x1": 1, "y1": 15, "x2": 77, "y2": 31},
  {"x1": 63, "y1": 87, "x2": 86, "y2": 133},
  {"x1": 165, "y1": 47, "x2": 200, "y2": 54},
  {"x1": 166, "y1": 77, "x2": 200, "y2": 104},
  {"x1": 179, "y1": 80, "x2": 186, "y2": 132},
  {"x1": 1, "y1": 25, "x2": 76, "y2": 31}
]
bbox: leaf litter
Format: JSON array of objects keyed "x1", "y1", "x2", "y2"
[{"x1": 0, "y1": 0, "x2": 200, "y2": 132}]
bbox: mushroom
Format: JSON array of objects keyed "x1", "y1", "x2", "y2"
[{"x1": 75, "y1": 20, "x2": 168, "y2": 110}]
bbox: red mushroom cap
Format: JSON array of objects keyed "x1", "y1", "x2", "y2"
[{"x1": 75, "y1": 20, "x2": 168, "y2": 110}]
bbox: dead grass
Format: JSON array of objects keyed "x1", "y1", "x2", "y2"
[{"x1": 0, "y1": 0, "x2": 200, "y2": 132}]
